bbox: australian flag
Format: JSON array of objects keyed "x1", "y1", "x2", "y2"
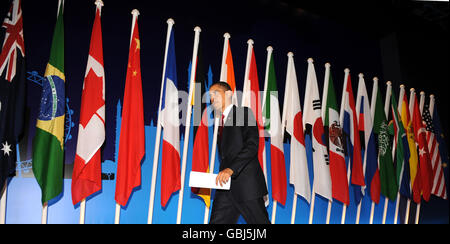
[{"x1": 0, "y1": 0, "x2": 26, "y2": 192}]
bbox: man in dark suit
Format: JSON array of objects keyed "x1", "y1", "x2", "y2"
[{"x1": 208, "y1": 81, "x2": 269, "y2": 224}]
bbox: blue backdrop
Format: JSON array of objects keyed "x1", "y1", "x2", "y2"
[{"x1": 5, "y1": 91, "x2": 447, "y2": 224}]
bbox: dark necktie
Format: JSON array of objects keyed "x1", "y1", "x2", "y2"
[{"x1": 219, "y1": 114, "x2": 224, "y2": 141}]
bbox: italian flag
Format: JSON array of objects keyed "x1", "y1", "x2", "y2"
[{"x1": 262, "y1": 47, "x2": 286, "y2": 205}]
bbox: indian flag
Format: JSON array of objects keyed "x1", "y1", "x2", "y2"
[{"x1": 32, "y1": 1, "x2": 65, "y2": 204}]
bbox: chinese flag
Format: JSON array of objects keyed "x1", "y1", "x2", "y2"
[{"x1": 115, "y1": 15, "x2": 145, "y2": 207}]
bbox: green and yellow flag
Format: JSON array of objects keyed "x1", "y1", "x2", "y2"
[{"x1": 32, "y1": 2, "x2": 65, "y2": 204}]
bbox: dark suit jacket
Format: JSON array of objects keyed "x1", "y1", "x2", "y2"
[{"x1": 218, "y1": 105, "x2": 268, "y2": 202}]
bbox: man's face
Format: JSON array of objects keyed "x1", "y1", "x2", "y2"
[{"x1": 209, "y1": 85, "x2": 225, "y2": 112}]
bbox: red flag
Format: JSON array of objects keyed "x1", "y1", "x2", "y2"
[
  {"x1": 115, "y1": 14, "x2": 145, "y2": 207},
  {"x1": 191, "y1": 109, "x2": 210, "y2": 206},
  {"x1": 242, "y1": 43, "x2": 265, "y2": 172},
  {"x1": 411, "y1": 94, "x2": 432, "y2": 202},
  {"x1": 342, "y1": 73, "x2": 365, "y2": 188},
  {"x1": 190, "y1": 43, "x2": 210, "y2": 207},
  {"x1": 71, "y1": 5, "x2": 104, "y2": 205}
]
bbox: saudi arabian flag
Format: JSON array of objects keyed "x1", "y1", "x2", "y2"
[
  {"x1": 372, "y1": 83, "x2": 397, "y2": 201},
  {"x1": 32, "y1": 2, "x2": 65, "y2": 205}
]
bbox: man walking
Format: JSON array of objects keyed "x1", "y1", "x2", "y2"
[{"x1": 208, "y1": 81, "x2": 269, "y2": 224}]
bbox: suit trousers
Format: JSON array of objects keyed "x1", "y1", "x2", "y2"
[{"x1": 209, "y1": 190, "x2": 270, "y2": 224}]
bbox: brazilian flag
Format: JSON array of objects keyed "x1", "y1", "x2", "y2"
[{"x1": 32, "y1": 2, "x2": 65, "y2": 205}]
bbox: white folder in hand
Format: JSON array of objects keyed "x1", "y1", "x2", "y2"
[{"x1": 189, "y1": 171, "x2": 230, "y2": 190}]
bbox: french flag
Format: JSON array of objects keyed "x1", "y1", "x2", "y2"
[
  {"x1": 340, "y1": 70, "x2": 365, "y2": 204},
  {"x1": 160, "y1": 27, "x2": 181, "y2": 207}
]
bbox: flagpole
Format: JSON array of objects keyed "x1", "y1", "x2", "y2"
[
  {"x1": 308, "y1": 187, "x2": 316, "y2": 224},
  {"x1": 380, "y1": 81, "x2": 392, "y2": 224},
  {"x1": 0, "y1": 180, "x2": 6, "y2": 224},
  {"x1": 202, "y1": 32, "x2": 231, "y2": 224},
  {"x1": 341, "y1": 155, "x2": 351, "y2": 224},
  {"x1": 261, "y1": 46, "x2": 281, "y2": 224},
  {"x1": 79, "y1": 199, "x2": 86, "y2": 224},
  {"x1": 114, "y1": 203, "x2": 120, "y2": 224},
  {"x1": 176, "y1": 26, "x2": 201, "y2": 224},
  {"x1": 147, "y1": 18, "x2": 175, "y2": 224},
  {"x1": 291, "y1": 194, "x2": 298, "y2": 224},
  {"x1": 369, "y1": 77, "x2": 378, "y2": 224},
  {"x1": 41, "y1": 202, "x2": 48, "y2": 224},
  {"x1": 114, "y1": 9, "x2": 140, "y2": 225},
  {"x1": 413, "y1": 91, "x2": 426, "y2": 224},
  {"x1": 241, "y1": 39, "x2": 269, "y2": 207},
  {"x1": 387, "y1": 81, "x2": 400, "y2": 223},
  {"x1": 220, "y1": 33, "x2": 238, "y2": 106},
  {"x1": 393, "y1": 84, "x2": 405, "y2": 224},
  {"x1": 261, "y1": 46, "x2": 274, "y2": 224},
  {"x1": 220, "y1": 33, "x2": 230, "y2": 81},
  {"x1": 427, "y1": 94, "x2": 437, "y2": 223},
  {"x1": 283, "y1": 52, "x2": 298, "y2": 224},
  {"x1": 408, "y1": 88, "x2": 416, "y2": 224},
  {"x1": 340, "y1": 68, "x2": 350, "y2": 224},
  {"x1": 355, "y1": 76, "x2": 366, "y2": 224},
  {"x1": 429, "y1": 94, "x2": 435, "y2": 119},
  {"x1": 399, "y1": 84, "x2": 413, "y2": 224},
  {"x1": 262, "y1": 46, "x2": 272, "y2": 128},
  {"x1": 78, "y1": 0, "x2": 104, "y2": 225},
  {"x1": 355, "y1": 75, "x2": 365, "y2": 224},
  {"x1": 203, "y1": 119, "x2": 219, "y2": 224},
  {"x1": 322, "y1": 63, "x2": 332, "y2": 224},
  {"x1": 241, "y1": 39, "x2": 253, "y2": 108},
  {"x1": 321, "y1": 63, "x2": 330, "y2": 121}
]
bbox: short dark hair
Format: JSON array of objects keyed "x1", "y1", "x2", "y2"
[{"x1": 210, "y1": 81, "x2": 232, "y2": 91}]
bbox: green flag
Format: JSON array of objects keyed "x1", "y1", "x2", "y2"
[
  {"x1": 32, "y1": 2, "x2": 65, "y2": 204},
  {"x1": 262, "y1": 50, "x2": 277, "y2": 131},
  {"x1": 372, "y1": 84, "x2": 397, "y2": 201},
  {"x1": 262, "y1": 49, "x2": 287, "y2": 205},
  {"x1": 390, "y1": 90, "x2": 411, "y2": 198}
]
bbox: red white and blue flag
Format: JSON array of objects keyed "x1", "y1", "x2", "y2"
[
  {"x1": 355, "y1": 75, "x2": 379, "y2": 204},
  {"x1": 160, "y1": 27, "x2": 181, "y2": 207},
  {"x1": 0, "y1": 0, "x2": 26, "y2": 193},
  {"x1": 423, "y1": 104, "x2": 447, "y2": 199},
  {"x1": 340, "y1": 70, "x2": 365, "y2": 204}
]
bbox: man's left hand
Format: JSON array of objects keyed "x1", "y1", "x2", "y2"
[{"x1": 216, "y1": 168, "x2": 233, "y2": 187}]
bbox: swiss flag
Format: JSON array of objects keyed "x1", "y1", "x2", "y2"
[
  {"x1": 115, "y1": 14, "x2": 145, "y2": 207},
  {"x1": 71, "y1": 6, "x2": 105, "y2": 205}
]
